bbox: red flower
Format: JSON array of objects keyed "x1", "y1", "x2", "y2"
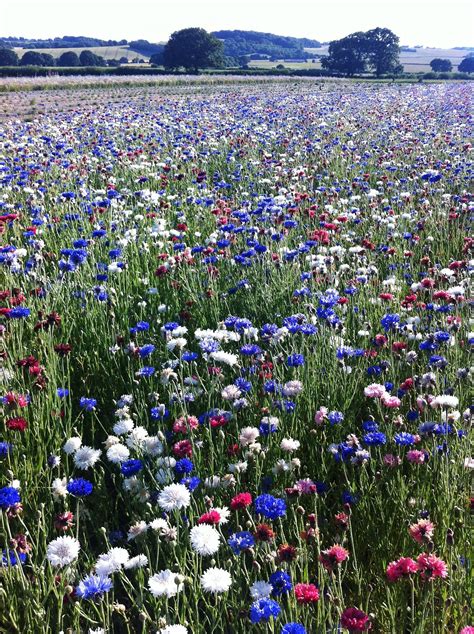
[
  {"x1": 254, "y1": 523, "x2": 275, "y2": 542},
  {"x1": 172, "y1": 439, "x2": 192, "y2": 458},
  {"x1": 294, "y1": 582, "x2": 319, "y2": 604},
  {"x1": 416, "y1": 553, "x2": 448, "y2": 580},
  {"x1": 6, "y1": 417, "x2": 28, "y2": 432},
  {"x1": 277, "y1": 543, "x2": 298, "y2": 563},
  {"x1": 54, "y1": 512, "x2": 75, "y2": 532},
  {"x1": 230, "y1": 492, "x2": 252, "y2": 510},
  {"x1": 340, "y1": 607, "x2": 371, "y2": 632},
  {"x1": 386, "y1": 557, "x2": 418, "y2": 582},
  {"x1": 319, "y1": 544, "x2": 349, "y2": 571},
  {"x1": 197, "y1": 510, "x2": 221, "y2": 525}
]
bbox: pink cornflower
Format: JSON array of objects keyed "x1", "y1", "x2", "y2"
[
  {"x1": 386, "y1": 557, "x2": 418, "y2": 582},
  {"x1": 295, "y1": 479, "x2": 318, "y2": 495},
  {"x1": 230, "y1": 492, "x2": 252, "y2": 510},
  {"x1": 416, "y1": 553, "x2": 448, "y2": 580},
  {"x1": 340, "y1": 607, "x2": 371, "y2": 632},
  {"x1": 409, "y1": 519, "x2": 435, "y2": 544},
  {"x1": 172, "y1": 415, "x2": 199, "y2": 433},
  {"x1": 319, "y1": 544, "x2": 349, "y2": 571},
  {"x1": 381, "y1": 394, "x2": 401, "y2": 408},
  {"x1": 383, "y1": 454, "x2": 402, "y2": 468},
  {"x1": 294, "y1": 582, "x2": 320, "y2": 604},
  {"x1": 406, "y1": 450, "x2": 427, "y2": 464},
  {"x1": 314, "y1": 406, "x2": 328, "y2": 425},
  {"x1": 364, "y1": 383, "x2": 387, "y2": 398},
  {"x1": 459, "y1": 627, "x2": 474, "y2": 634}
]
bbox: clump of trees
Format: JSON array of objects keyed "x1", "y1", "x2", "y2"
[
  {"x1": 163, "y1": 28, "x2": 224, "y2": 72},
  {"x1": 321, "y1": 28, "x2": 402, "y2": 76},
  {"x1": 430, "y1": 58, "x2": 453, "y2": 72},
  {"x1": 458, "y1": 54, "x2": 474, "y2": 73}
]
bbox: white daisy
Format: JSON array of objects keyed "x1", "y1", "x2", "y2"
[
  {"x1": 63, "y1": 437, "x2": 82, "y2": 455},
  {"x1": 189, "y1": 525, "x2": 221, "y2": 556},
  {"x1": 200, "y1": 567, "x2": 232, "y2": 594},
  {"x1": 250, "y1": 580, "x2": 273, "y2": 600},
  {"x1": 148, "y1": 569, "x2": 183, "y2": 598},
  {"x1": 158, "y1": 483, "x2": 190, "y2": 512},
  {"x1": 73, "y1": 446, "x2": 101, "y2": 470}
]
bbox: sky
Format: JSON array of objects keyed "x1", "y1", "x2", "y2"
[{"x1": 1, "y1": 0, "x2": 473, "y2": 48}]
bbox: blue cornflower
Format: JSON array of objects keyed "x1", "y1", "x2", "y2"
[
  {"x1": 163, "y1": 322, "x2": 179, "y2": 331},
  {"x1": 182, "y1": 351, "x2": 198, "y2": 362},
  {"x1": 394, "y1": 432, "x2": 416, "y2": 446},
  {"x1": 254, "y1": 494, "x2": 286, "y2": 519},
  {"x1": 0, "y1": 487, "x2": 21, "y2": 509},
  {"x1": 240, "y1": 344, "x2": 261, "y2": 356},
  {"x1": 180, "y1": 476, "x2": 200, "y2": 491},
  {"x1": 270, "y1": 570, "x2": 292, "y2": 596},
  {"x1": 286, "y1": 354, "x2": 304, "y2": 367},
  {"x1": 139, "y1": 344, "x2": 155, "y2": 358},
  {"x1": 174, "y1": 458, "x2": 194, "y2": 475},
  {"x1": 8, "y1": 307, "x2": 30, "y2": 319},
  {"x1": 281, "y1": 625, "x2": 307, "y2": 634},
  {"x1": 137, "y1": 366, "x2": 155, "y2": 377},
  {"x1": 120, "y1": 459, "x2": 143, "y2": 477},
  {"x1": 2, "y1": 549, "x2": 27, "y2": 567},
  {"x1": 381, "y1": 313, "x2": 400, "y2": 332},
  {"x1": 134, "y1": 321, "x2": 150, "y2": 332},
  {"x1": 342, "y1": 490, "x2": 359, "y2": 505},
  {"x1": 363, "y1": 432, "x2": 387, "y2": 446},
  {"x1": 79, "y1": 397, "x2": 97, "y2": 411},
  {"x1": 67, "y1": 478, "x2": 93, "y2": 497},
  {"x1": 362, "y1": 420, "x2": 379, "y2": 432},
  {"x1": 235, "y1": 378, "x2": 252, "y2": 392},
  {"x1": 328, "y1": 410, "x2": 344, "y2": 426},
  {"x1": 259, "y1": 419, "x2": 279, "y2": 435},
  {"x1": 56, "y1": 388, "x2": 69, "y2": 398},
  {"x1": 250, "y1": 598, "x2": 281, "y2": 623},
  {"x1": 228, "y1": 531, "x2": 255, "y2": 555},
  {"x1": 199, "y1": 338, "x2": 220, "y2": 353},
  {"x1": 0, "y1": 442, "x2": 12, "y2": 458},
  {"x1": 76, "y1": 574, "x2": 113, "y2": 600}
]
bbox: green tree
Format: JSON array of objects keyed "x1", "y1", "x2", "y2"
[
  {"x1": 458, "y1": 56, "x2": 474, "y2": 73},
  {"x1": 149, "y1": 51, "x2": 164, "y2": 66},
  {"x1": 20, "y1": 50, "x2": 49, "y2": 66},
  {"x1": 321, "y1": 32, "x2": 367, "y2": 76},
  {"x1": 0, "y1": 47, "x2": 19, "y2": 66},
  {"x1": 79, "y1": 50, "x2": 104, "y2": 66},
  {"x1": 57, "y1": 51, "x2": 80, "y2": 67},
  {"x1": 321, "y1": 28, "x2": 401, "y2": 77},
  {"x1": 363, "y1": 27, "x2": 400, "y2": 76},
  {"x1": 40, "y1": 53, "x2": 56, "y2": 66},
  {"x1": 430, "y1": 58, "x2": 453, "y2": 72},
  {"x1": 163, "y1": 27, "x2": 224, "y2": 72}
]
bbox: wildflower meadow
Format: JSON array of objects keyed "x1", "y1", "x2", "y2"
[{"x1": 0, "y1": 80, "x2": 472, "y2": 633}]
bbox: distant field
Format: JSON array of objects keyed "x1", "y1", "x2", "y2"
[
  {"x1": 249, "y1": 45, "x2": 473, "y2": 72},
  {"x1": 13, "y1": 45, "x2": 149, "y2": 61}
]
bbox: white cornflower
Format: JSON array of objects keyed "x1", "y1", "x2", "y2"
[
  {"x1": 189, "y1": 525, "x2": 221, "y2": 556},
  {"x1": 127, "y1": 521, "x2": 148, "y2": 541},
  {"x1": 150, "y1": 518, "x2": 170, "y2": 534},
  {"x1": 126, "y1": 426, "x2": 149, "y2": 450},
  {"x1": 282, "y1": 380, "x2": 303, "y2": 397},
  {"x1": 280, "y1": 438, "x2": 301, "y2": 452},
  {"x1": 73, "y1": 446, "x2": 101, "y2": 470},
  {"x1": 143, "y1": 436, "x2": 163, "y2": 456},
  {"x1": 158, "y1": 483, "x2": 190, "y2": 512},
  {"x1": 221, "y1": 385, "x2": 242, "y2": 401},
  {"x1": 239, "y1": 426, "x2": 259, "y2": 447},
  {"x1": 63, "y1": 437, "x2": 82, "y2": 455},
  {"x1": 210, "y1": 351, "x2": 239, "y2": 366},
  {"x1": 52, "y1": 477, "x2": 68, "y2": 500},
  {"x1": 200, "y1": 567, "x2": 232, "y2": 594},
  {"x1": 106, "y1": 443, "x2": 130, "y2": 464},
  {"x1": 431, "y1": 395, "x2": 459, "y2": 408},
  {"x1": 250, "y1": 580, "x2": 273, "y2": 600},
  {"x1": 158, "y1": 626, "x2": 188, "y2": 634},
  {"x1": 124, "y1": 554, "x2": 148, "y2": 570},
  {"x1": 148, "y1": 569, "x2": 183, "y2": 598},
  {"x1": 113, "y1": 418, "x2": 134, "y2": 435},
  {"x1": 95, "y1": 547, "x2": 130, "y2": 575},
  {"x1": 46, "y1": 536, "x2": 80, "y2": 567}
]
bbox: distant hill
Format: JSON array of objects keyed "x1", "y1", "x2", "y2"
[
  {"x1": 211, "y1": 30, "x2": 321, "y2": 61},
  {"x1": 0, "y1": 36, "x2": 164, "y2": 57}
]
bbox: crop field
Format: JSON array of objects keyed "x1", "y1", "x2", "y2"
[{"x1": 0, "y1": 80, "x2": 472, "y2": 634}]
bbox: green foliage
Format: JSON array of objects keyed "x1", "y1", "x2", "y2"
[
  {"x1": 212, "y1": 29, "x2": 320, "y2": 61},
  {"x1": 163, "y1": 28, "x2": 225, "y2": 71},
  {"x1": 79, "y1": 50, "x2": 106, "y2": 67},
  {"x1": 458, "y1": 56, "x2": 474, "y2": 72},
  {"x1": 57, "y1": 51, "x2": 80, "y2": 67},
  {"x1": 430, "y1": 58, "x2": 453, "y2": 72},
  {"x1": 20, "y1": 51, "x2": 56, "y2": 66},
  {"x1": 322, "y1": 27, "x2": 401, "y2": 77},
  {"x1": 0, "y1": 47, "x2": 19, "y2": 66},
  {"x1": 0, "y1": 35, "x2": 127, "y2": 49}
]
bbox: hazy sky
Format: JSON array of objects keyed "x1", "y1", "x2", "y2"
[{"x1": 2, "y1": 0, "x2": 473, "y2": 48}]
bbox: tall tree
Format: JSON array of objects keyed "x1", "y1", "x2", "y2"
[
  {"x1": 430, "y1": 58, "x2": 453, "y2": 72},
  {"x1": 57, "y1": 51, "x2": 80, "y2": 67},
  {"x1": 79, "y1": 50, "x2": 105, "y2": 66},
  {"x1": 458, "y1": 56, "x2": 474, "y2": 73},
  {"x1": 321, "y1": 28, "x2": 401, "y2": 77},
  {"x1": 0, "y1": 48, "x2": 19, "y2": 66},
  {"x1": 163, "y1": 28, "x2": 224, "y2": 72}
]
